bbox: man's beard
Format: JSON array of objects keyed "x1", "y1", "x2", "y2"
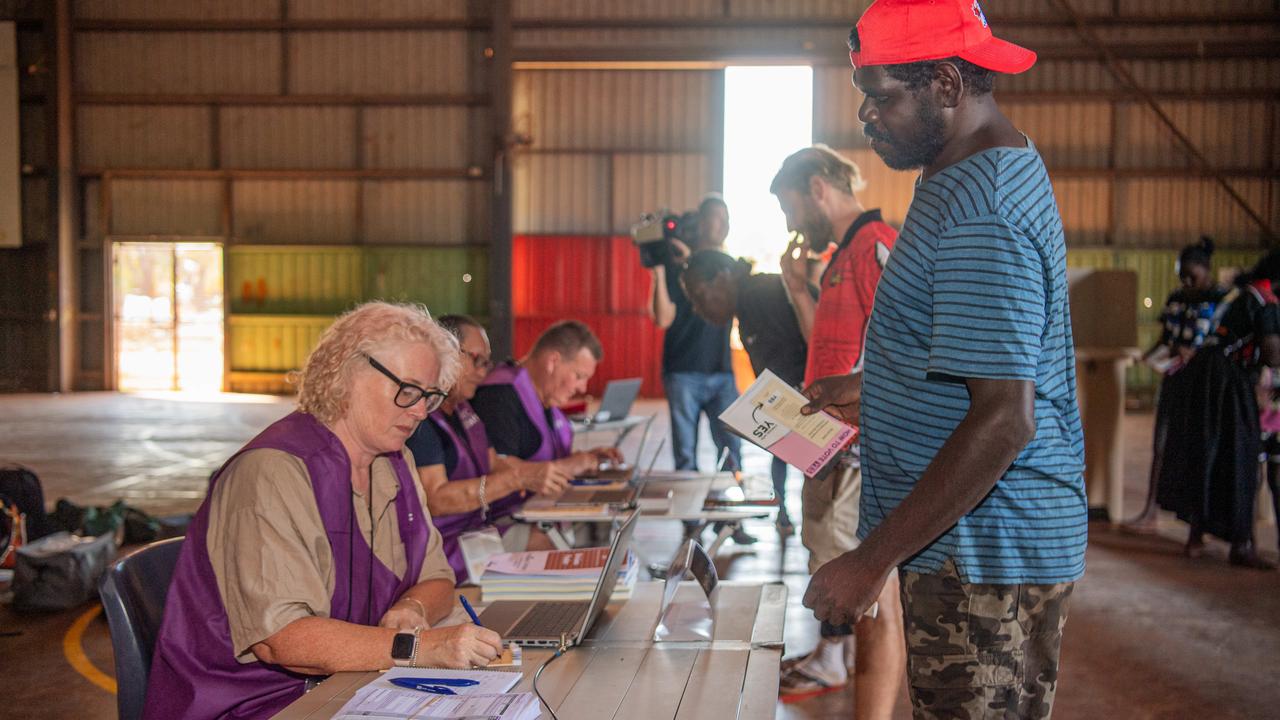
[
  {"x1": 864, "y1": 97, "x2": 947, "y2": 171},
  {"x1": 800, "y1": 200, "x2": 836, "y2": 251}
]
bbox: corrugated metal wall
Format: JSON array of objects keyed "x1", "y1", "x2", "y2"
[
  {"x1": 6, "y1": 1, "x2": 1276, "y2": 394},
  {"x1": 511, "y1": 68, "x2": 720, "y2": 396},
  {"x1": 814, "y1": 66, "x2": 1278, "y2": 253},
  {"x1": 110, "y1": 180, "x2": 223, "y2": 236},
  {"x1": 68, "y1": 2, "x2": 495, "y2": 391},
  {"x1": 504, "y1": 7, "x2": 1278, "y2": 399},
  {"x1": 0, "y1": 13, "x2": 54, "y2": 391},
  {"x1": 511, "y1": 69, "x2": 717, "y2": 232}
]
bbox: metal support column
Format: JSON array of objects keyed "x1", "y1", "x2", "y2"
[
  {"x1": 488, "y1": 0, "x2": 515, "y2": 358},
  {"x1": 53, "y1": 0, "x2": 78, "y2": 391}
]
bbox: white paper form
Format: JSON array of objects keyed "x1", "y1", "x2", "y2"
[{"x1": 331, "y1": 688, "x2": 538, "y2": 720}]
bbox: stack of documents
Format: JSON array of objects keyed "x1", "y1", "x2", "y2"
[
  {"x1": 479, "y1": 546, "x2": 639, "y2": 601},
  {"x1": 332, "y1": 668, "x2": 538, "y2": 720},
  {"x1": 518, "y1": 501, "x2": 613, "y2": 519}
]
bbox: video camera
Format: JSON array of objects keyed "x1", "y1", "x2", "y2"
[{"x1": 631, "y1": 209, "x2": 700, "y2": 269}]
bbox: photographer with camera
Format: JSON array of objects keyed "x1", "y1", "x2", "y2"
[{"x1": 644, "y1": 194, "x2": 753, "y2": 545}]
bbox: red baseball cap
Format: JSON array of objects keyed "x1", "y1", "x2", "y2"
[{"x1": 849, "y1": 0, "x2": 1036, "y2": 74}]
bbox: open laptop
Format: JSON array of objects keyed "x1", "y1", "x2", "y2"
[
  {"x1": 477, "y1": 510, "x2": 638, "y2": 648},
  {"x1": 557, "y1": 418, "x2": 658, "y2": 506},
  {"x1": 579, "y1": 378, "x2": 642, "y2": 423}
]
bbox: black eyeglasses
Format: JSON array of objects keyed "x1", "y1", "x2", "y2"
[
  {"x1": 364, "y1": 354, "x2": 448, "y2": 412},
  {"x1": 462, "y1": 349, "x2": 494, "y2": 372}
]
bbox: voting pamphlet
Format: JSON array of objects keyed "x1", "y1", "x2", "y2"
[{"x1": 718, "y1": 369, "x2": 855, "y2": 477}]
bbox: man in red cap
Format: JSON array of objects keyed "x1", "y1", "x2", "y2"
[{"x1": 801, "y1": 1, "x2": 1087, "y2": 718}]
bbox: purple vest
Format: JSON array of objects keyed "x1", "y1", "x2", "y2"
[
  {"x1": 479, "y1": 364, "x2": 573, "y2": 461},
  {"x1": 426, "y1": 401, "x2": 514, "y2": 581},
  {"x1": 144, "y1": 412, "x2": 429, "y2": 720}
]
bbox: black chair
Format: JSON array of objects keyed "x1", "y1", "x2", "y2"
[{"x1": 98, "y1": 536, "x2": 184, "y2": 720}]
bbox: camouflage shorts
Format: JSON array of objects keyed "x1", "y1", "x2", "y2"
[{"x1": 900, "y1": 560, "x2": 1074, "y2": 720}]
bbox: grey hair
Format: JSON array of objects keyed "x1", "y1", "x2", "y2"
[{"x1": 292, "y1": 301, "x2": 461, "y2": 423}]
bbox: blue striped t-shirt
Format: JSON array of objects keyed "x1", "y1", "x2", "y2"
[{"x1": 859, "y1": 141, "x2": 1087, "y2": 585}]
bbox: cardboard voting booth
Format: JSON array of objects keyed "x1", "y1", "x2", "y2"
[{"x1": 1068, "y1": 268, "x2": 1140, "y2": 522}]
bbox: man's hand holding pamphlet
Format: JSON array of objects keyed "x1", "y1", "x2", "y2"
[{"x1": 718, "y1": 369, "x2": 856, "y2": 477}]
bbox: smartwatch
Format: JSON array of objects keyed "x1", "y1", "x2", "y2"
[{"x1": 390, "y1": 631, "x2": 419, "y2": 668}]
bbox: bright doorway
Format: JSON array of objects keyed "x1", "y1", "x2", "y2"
[
  {"x1": 112, "y1": 242, "x2": 224, "y2": 392},
  {"x1": 721, "y1": 65, "x2": 813, "y2": 273}
]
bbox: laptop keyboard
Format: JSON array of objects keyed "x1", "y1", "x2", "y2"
[{"x1": 510, "y1": 601, "x2": 590, "y2": 638}]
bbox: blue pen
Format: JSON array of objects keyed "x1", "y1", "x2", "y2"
[
  {"x1": 459, "y1": 594, "x2": 483, "y2": 626},
  {"x1": 389, "y1": 678, "x2": 458, "y2": 694},
  {"x1": 390, "y1": 676, "x2": 479, "y2": 690}
]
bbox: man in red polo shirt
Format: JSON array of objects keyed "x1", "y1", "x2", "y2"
[{"x1": 771, "y1": 144, "x2": 904, "y2": 717}]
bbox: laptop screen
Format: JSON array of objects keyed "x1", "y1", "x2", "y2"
[
  {"x1": 596, "y1": 378, "x2": 642, "y2": 421},
  {"x1": 574, "y1": 510, "x2": 639, "y2": 639}
]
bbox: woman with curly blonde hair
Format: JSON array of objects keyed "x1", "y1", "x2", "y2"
[{"x1": 145, "y1": 302, "x2": 504, "y2": 720}]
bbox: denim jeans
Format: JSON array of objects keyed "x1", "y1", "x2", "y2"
[{"x1": 663, "y1": 371, "x2": 742, "y2": 471}]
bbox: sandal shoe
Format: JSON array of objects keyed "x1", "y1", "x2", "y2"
[{"x1": 778, "y1": 664, "x2": 846, "y2": 703}]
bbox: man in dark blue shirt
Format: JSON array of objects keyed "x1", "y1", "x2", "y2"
[{"x1": 649, "y1": 195, "x2": 743, "y2": 476}]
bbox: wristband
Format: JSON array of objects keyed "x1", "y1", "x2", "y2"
[{"x1": 478, "y1": 474, "x2": 489, "y2": 519}]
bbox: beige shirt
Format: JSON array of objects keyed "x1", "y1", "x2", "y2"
[{"x1": 206, "y1": 447, "x2": 455, "y2": 662}]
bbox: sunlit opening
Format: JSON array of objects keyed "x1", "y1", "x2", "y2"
[
  {"x1": 114, "y1": 242, "x2": 224, "y2": 393},
  {"x1": 722, "y1": 65, "x2": 813, "y2": 274}
]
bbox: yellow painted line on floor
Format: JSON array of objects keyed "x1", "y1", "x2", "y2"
[{"x1": 64, "y1": 605, "x2": 118, "y2": 694}]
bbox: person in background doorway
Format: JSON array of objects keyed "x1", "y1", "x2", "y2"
[
  {"x1": 770, "y1": 144, "x2": 903, "y2": 711},
  {"x1": 407, "y1": 315, "x2": 577, "y2": 583},
  {"x1": 682, "y1": 249, "x2": 818, "y2": 535},
  {"x1": 1158, "y1": 251, "x2": 1280, "y2": 569},
  {"x1": 1129, "y1": 236, "x2": 1228, "y2": 530},
  {"x1": 648, "y1": 194, "x2": 753, "y2": 545}
]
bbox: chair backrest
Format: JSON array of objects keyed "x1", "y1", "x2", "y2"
[{"x1": 98, "y1": 536, "x2": 184, "y2": 720}]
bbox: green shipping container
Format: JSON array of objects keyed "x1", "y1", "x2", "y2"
[
  {"x1": 364, "y1": 247, "x2": 488, "y2": 318},
  {"x1": 228, "y1": 315, "x2": 334, "y2": 373},
  {"x1": 227, "y1": 246, "x2": 363, "y2": 315}
]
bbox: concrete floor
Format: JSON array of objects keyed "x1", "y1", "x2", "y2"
[{"x1": 0, "y1": 392, "x2": 1277, "y2": 719}]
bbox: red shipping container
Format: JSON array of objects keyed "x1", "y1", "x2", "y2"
[
  {"x1": 606, "y1": 235, "x2": 653, "y2": 313},
  {"x1": 512, "y1": 235, "x2": 613, "y2": 316},
  {"x1": 512, "y1": 234, "x2": 667, "y2": 400}
]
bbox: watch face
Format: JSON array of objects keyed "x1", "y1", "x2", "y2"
[{"x1": 391, "y1": 632, "x2": 416, "y2": 660}]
